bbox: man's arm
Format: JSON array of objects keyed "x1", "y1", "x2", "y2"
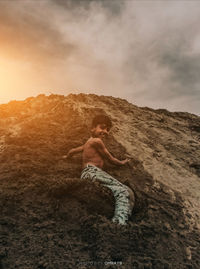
[
  {"x1": 93, "y1": 139, "x2": 129, "y2": 165},
  {"x1": 63, "y1": 145, "x2": 84, "y2": 159}
]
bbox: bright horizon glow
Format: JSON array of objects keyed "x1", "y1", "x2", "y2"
[
  {"x1": 0, "y1": 55, "x2": 75, "y2": 104},
  {"x1": 0, "y1": 57, "x2": 33, "y2": 101}
]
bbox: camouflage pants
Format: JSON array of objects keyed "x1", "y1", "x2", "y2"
[{"x1": 81, "y1": 165, "x2": 134, "y2": 225}]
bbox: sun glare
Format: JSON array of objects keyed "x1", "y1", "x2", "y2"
[{"x1": 0, "y1": 57, "x2": 34, "y2": 104}]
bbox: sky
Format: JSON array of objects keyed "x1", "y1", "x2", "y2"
[{"x1": 0, "y1": 0, "x2": 200, "y2": 115}]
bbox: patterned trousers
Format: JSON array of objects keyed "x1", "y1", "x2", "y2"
[{"x1": 81, "y1": 165, "x2": 134, "y2": 225}]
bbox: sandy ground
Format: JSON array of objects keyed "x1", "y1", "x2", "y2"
[{"x1": 0, "y1": 93, "x2": 200, "y2": 268}]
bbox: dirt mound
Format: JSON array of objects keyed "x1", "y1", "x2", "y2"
[{"x1": 0, "y1": 93, "x2": 200, "y2": 268}]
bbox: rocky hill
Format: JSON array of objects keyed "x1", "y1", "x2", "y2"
[{"x1": 0, "y1": 93, "x2": 200, "y2": 269}]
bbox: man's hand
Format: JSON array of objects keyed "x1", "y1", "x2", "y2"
[
  {"x1": 62, "y1": 152, "x2": 71, "y2": 159},
  {"x1": 120, "y1": 158, "x2": 130, "y2": 165}
]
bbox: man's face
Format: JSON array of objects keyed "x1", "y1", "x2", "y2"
[{"x1": 91, "y1": 124, "x2": 110, "y2": 139}]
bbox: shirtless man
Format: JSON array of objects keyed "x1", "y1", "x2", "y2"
[{"x1": 65, "y1": 115, "x2": 134, "y2": 225}]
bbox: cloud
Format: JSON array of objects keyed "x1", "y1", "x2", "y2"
[
  {"x1": 0, "y1": 0, "x2": 199, "y2": 115},
  {"x1": 54, "y1": 0, "x2": 124, "y2": 16},
  {"x1": 0, "y1": 1, "x2": 76, "y2": 63}
]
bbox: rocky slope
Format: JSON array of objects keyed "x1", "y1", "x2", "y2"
[{"x1": 0, "y1": 93, "x2": 200, "y2": 268}]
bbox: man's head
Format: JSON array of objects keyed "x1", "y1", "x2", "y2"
[{"x1": 91, "y1": 115, "x2": 112, "y2": 139}]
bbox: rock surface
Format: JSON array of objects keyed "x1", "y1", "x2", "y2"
[{"x1": 0, "y1": 93, "x2": 200, "y2": 268}]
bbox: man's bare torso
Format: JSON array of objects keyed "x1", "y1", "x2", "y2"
[{"x1": 82, "y1": 137, "x2": 104, "y2": 169}]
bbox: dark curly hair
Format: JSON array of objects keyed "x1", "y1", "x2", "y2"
[{"x1": 91, "y1": 115, "x2": 112, "y2": 130}]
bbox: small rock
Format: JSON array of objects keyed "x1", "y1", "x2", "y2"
[{"x1": 186, "y1": 247, "x2": 192, "y2": 260}]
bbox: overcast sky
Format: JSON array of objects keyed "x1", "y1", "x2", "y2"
[{"x1": 0, "y1": 0, "x2": 200, "y2": 115}]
